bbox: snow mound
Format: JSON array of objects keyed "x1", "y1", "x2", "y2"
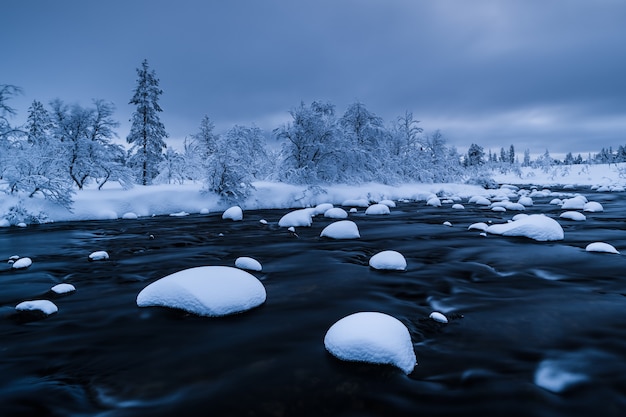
[
  {"x1": 324, "y1": 207, "x2": 348, "y2": 219},
  {"x1": 51, "y1": 283, "x2": 76, "y2": 294},
  {"x1": 313, "y1": 203, "x2": 334, "y2": 215},
  {"x1": 443, "y1": 221, "x2": 452, "y2": 227},
  {"x1": 200, "y1": 208, "x2": 210, "y2": 214},
  {"x1": 469, "y1": 195, "x2": 491, "y2": 205},
  {"x1": 369, "y1": 250, "x2": 407, "y2": 271},
  {"x1": 222, "y1": 206, "x2": 243, "y2": 221},
  {"x1": 320, "y1": 220, "x2": 360, "y2": 239},
  {"x1": 235, "y1": 256, "x2": 262, "y2": 272},
  {"x1": 12, "y1": 257, "x2": 32, "y2": 269},
  {"x1": 279, "y1": 209, "x2": 313, "y2": 227},
  {"x1": 583, "y1": 202, "x2": 604, "y2": 212},
  {"x1": 16, "y1": 300, "x2": 58, "y2": 315},
  {"x1": 0, "y1": 219, "x2": 10, "y2": 227},
  {"x1": 324, "y1": 312, "x2": 416, "y2": 374},
  {"x1": 561, "y1": 196, "x2": 586, "y2": 210},
  {"x1": 89, "y1": 251, "x2": 109, "y2": 261},
  {"x1": 585, "y1": 242, "x2": 619, "y2": 254},
  {"x1": 429, "y1": 312, "x2": 448, "y2": 323},
  {"x1": 451, "y1": 204, "x2": 464, "y2": 210},
  {"x1": 122, "y1": 212, "x2": 138, "y2": 220},
  {"x1": 492, "y1": 206, "x2": 506, "y2": 212},
  {"x1": 486, "y1": 214, "x2": 564, "y2": 241},
  {"x1": 365, "y1": 204, "x2": 390, "y2": 215},
  {"x1": 518, "y1": 196, "x2": 534, "y2": 207},
  {"x1": 426, "y1": 196, "x2": 441, "y2": 207},
  {"x1": 136, "y1": 266, "x2": 266, "y2": 317},
  {"x1": 169, "y1": 211, "x2": 190, "y2": 217},
  {"x1": 379, "y1": 199, "x2": 396, "y2": 208},
  {"x1": 560, "y1": 211, "x2": 586, "y2": 221},
  {"x1": 342, "y1": 199, "x2": 369, "y2": 208},
  {"x1": 550, "y1": 198, "x2": 563, "y2": 205},
  {"x1": 468, "y1": 222, "x2": 489, "y2": 232},
  {"x1": 512, "y1": 213, "x2": 528, "y2": 221}
]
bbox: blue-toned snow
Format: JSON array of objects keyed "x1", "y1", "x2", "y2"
[
  {"x1": 486, "y1": 214, "x2": 564, "y2": 241},
  {"x1": 15, "y1": 300, "x2": 58, "y2": 315},
  {"x1": 320, "y1": 220, "x2": 360, "y2": 239},
  {"x1": 222, "y1": 206, "x2": 243, "y2": 221},
  {"x1": 369, "y1": 250, "x2": 407, "y2": 271}
]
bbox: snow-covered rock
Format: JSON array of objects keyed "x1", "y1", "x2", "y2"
[
  {"x1": 492, "y1": 206, "x2": 506, "y2": 212},
  {"x1": 51, "y1": 283, "x2": 76, "y2": 294},
  {"x1": 512, "y1": 213, "x2": 529, "y2": 221},
  {"x1": 365, "y1": 204, "x2": 390, "y2": 215},
  {"x1": 15, "y1": 300, "x2": 58, "y2": 315},
  {"x1": 451, "y1": 204, "x2": 464, "y2": 210},
  {"x1": 585, "y1": 242, "x2": 619, "y2": 254},
  {"x1": 378, "y1": 199, "x2": 396, "y2": 208},
  {"x1": 429, "y1": 312, "x2": 448, "y2": 323},
  {"x1": 200, "y1": 208, "x2": 210, "y2": 214},
  {"x1": 169, "y1": 211, "x2": 190, "y2": 217},
  {"x1": 560, "y1": 211, "x2": 586, "y2": 221},
  {"x1": 468, "y1": 222, "x2": 489, "y2": 232},
  {"x1": 518, "y1": 196, "x2": 534, "y2": 207},
  {"x1": 324, "y1": 312, "x2": 416, "y2": 374},
  {"x1": 278, "y1": 209, "x2": 313, "y2": 227},
  {"x1": 88, "y1": 251, "x2": 109, "y2": 261},
  {"x1": 259, "y1": 219, "x2": 268, "y2": 225},
  {"x1": 561, "y1": 196, "x2": 587, "y2": 210},
  {"x1": 313, "y1": 203, "x2": 334, "y2": 216},
  {"x1": 324, "y1": 207, "x2": 348, "y2": 219},
  {"x1": 320, "y1": 220, "x2": 360, "y2": 239},
  {"x1": 349, "y1": 208, "x2": 358, "y2": 213},
  {"x1": 0, "y1": 219, "x2": 10, "y2": 227},
  {"x1": 222, "y1": 206, "x2": 243, "y2": 221},
  {"x1": 583, "y1": 202, "x2": 604, "y2": 212},
  {"x1": 136, "y1": 266, "x2": 266, "y2": 317},
  {"x1": 235, "y1": 256, "x2": 262, "y2": 272},
  {"x1": 122, "y1": 212, "x2": 138, "y2": 220},
  {"x1": 426, "y1": 196, "x2": 442, "y2": 207},
  {"x1": 443, "y1": 221, "x2": 452, "y2": 227},
  {"x1": 12, "y1": 257, "x2": 32, "y2": 269},
  {"x1": 342, "y1": 199, "x2": 370, "y2": 208},
  {"x1": 486, "y1": 214, "x2": 564, "y2": 241},
  {"x1": 550, "y1": 198, "x2": 563, "y2": 205},
  {"x1": 369, "y1": 250, "x2": 407, "y2": 271}
]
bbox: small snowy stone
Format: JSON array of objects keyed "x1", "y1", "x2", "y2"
[
  {"x1": 222, "y1": 206, "x2": 243, "y2": 221},
  {"x1": 313, "y1": 203, "x2": 334, "y2": 215},
  {"x1": 324, "y1": 312, "x2": 416, "y2": 374},
  {"x1": 324, "y1": 207, "x2": 348, "y2": 219},
  {"x1": 88, "y1": 251, "x2": 109, "y2": 261},
  {"x1": 342, "y1": 199, "x2": 370, "y2": 208},
  {"x1": 468, "y1": 222, "x2": 488, "y2": 231},
  {"x1": 320, "y1": 220, "x2": 360, "y2": 239},
  {"x1": 492, "y1": 206, "x2": 506, "y2": 212},
  {"x1": 451, "y1": 204, "x2": 464, "y2": 210},
  {"x1": 278, "y1": 209, "x2": 313, "y2": 227},
  {"x1": 16, "y1": 300, "x2": 58, "y2": 315},
  {"x1": 17, "y1": 222, "x2": 27, "y2": 228},
  {"x1": 51, "y1": 283, "x2": 76, "y2": 294},
  {"x1": 443, "y1": 221, "x2": 452, "y2": 227},
  {"x1": 426, "y1": 197, "x2": 442, "y2": 207},
  {"x1": 561, "y1": 196, "x2": 586, "y2": 210},
  {"x1": 479, "y1": 232, "x2": 487, "y2": 237},
  {"x1": 518, "y1": 196, "x2": 533, "y2": 207},
  {"x1": 560, "y1": 211, "x2": 586, "y2": 221},
  {"x1": 122, "y1": 212, "x2": 138, "y2": 220},
  {"x1": 287, "y1": 226, "x2": 296, "y2": 233},
  {"x1": 349, "y1": 208, "x2": 358, "y2": 213},
  {"x1": 235, "y1": 256, "x2": 262, "y2": 272},
  {"x1": 12, "y1": 257, "x2": 32, "y2": 269},
  {"x1": 200, "y1": 208, "x2": 210, "y2": 214},
  {"x1": 259, "y1": 219, "x2": 268, "y2": 225},
  {"x1": 379, "y1": 199, "x2": 396, "y2": 208},
  {"x1": 585, "y1": 242, "x2": 619, "y2": 254},
  {"x1": 137, "y1": 266, "x2": 266, "y2": 317},
  {"x1": 550, "y1": 198, "x2": 563, "y2": 205},
  {"x1": 369, "y1": 250, "x2": 407, "y2": 271},
  {"x1": 169, "y1": 211, "x2": 189, "y2": 217},
  {"x1": 473, "y1": 196, "x2": 492, "y2": 206},
  {"x1": 429, "y1": 312, "x2": 448, "y2": 323},
  {"x1": 365, "y1": 204, "x2": 390, "y2": 215},
  {"x1": 487, "y1": 214, "x2": 564, "y2": 241},
  {"x1": 583, "y1": 202, "x2": 604, "y2": 212}
]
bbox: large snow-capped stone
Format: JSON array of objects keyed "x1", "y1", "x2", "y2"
[
  {"x1": 426, "y1": 196, "x2": 442, "y2": 207},
  {"x1": 12, "y1": 257, "x2": 32, "y2": 269},
  {"x1": 378, "y1": 199, "x2": 396, "y2": 208},
  {"x1": 486, "y1": 214, "x2": 564, "y2": 241},
  {"x1": 222, "y1": 206, "x2": 243, "y2": 221},
  {"x1": 88, "y1": 251, "x2": 109, "y2": 261},
  {"x1": 561, "y1": 196, "x2": 586, "y2": 210},
  {"x1": 583, "y1": 202, "x2": 604, "y2": 212},
  {"x1": 324, "y1": 207, "x2": 348, "y2": 219},
  {"x1": 369, "y1": 250, "x2": 407, "y2": 271},
  {"x1": 136, "y1": 266, "x2": 266, "y2": 317},
  {"x1": 324, "y1": 312, "x2": 416, "y2": 374},
  {"x1": 320, "y1": 220, "x2": 360, "y2": 239},
  {"x1": 560, "y1": 211, "x2": 586, "y2": 221},
  {"x1": 235, "y1": 256, "x2": 262, "y2": 272},
  {"x1": 313, "y1": 203, "x2": 334, "y2": 216},
  {"x1": 518, "y1": 196, "x2": 534, "y2": 207},
  {"x1": 15, "y1": 300, "x2": 58, "y2": 315},
  {"x1": 278, "y1": 209, "x2": 313, "y2": 227},
  {"x1": 365, "y1": 204, "x2": 390, "y2": 215},
  {"x1": 585, "y1": 242, "x2": 620, "y2": 254}
]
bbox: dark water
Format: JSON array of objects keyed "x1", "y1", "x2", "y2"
[{"x1": 1, "y1": 187, "x2": 626, "y2": 417}]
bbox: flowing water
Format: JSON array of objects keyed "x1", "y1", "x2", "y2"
[{"x1": 1, "y1": 187, "x2": 626, "y2": 416}]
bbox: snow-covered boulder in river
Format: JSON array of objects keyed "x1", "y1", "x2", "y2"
[
  {"x1": 560, "y1": 211, "x2": 586, "y2": 221},
  {"x1": 561, "y1": 196, "x2": 587, "y2": 210},
  {"x1": 88, "y1": 251, "x2": 109, "y2": 261},
  {"x1": 313, "y1": 203, "x2": 334, "y2": 216},
  {"x1": 222, "y1": 206, "x2": 243, "y2": 221},
  {"x1": 324, "y1": 312, "x2": 416, "y2": 374},
  {"x1": 486, "y1": 214, "x2": 564, "y2": 241},
  {"x1": 136, "y1": 266, "x2": 266, "y2": 317},
  {"x1": 51, "y1": 283, "x2": 76, "y2": 294},
  {"x1": 15, "y1": 300, "x2": 58, "y2": 316},
  {"x1": 324, "y1": 207, "x2": 348, "y2": 219},
  {"x1": 122, "y1": 212, "x2": 138, "y2": 220},
  {"x1": 278, "y1": 209, "x2": 313, "y2": 227},
  {"x1": 369, "y1": 250, "x2": 407, "y2": 271},
  {"x1": 320, "y1": 220, "x2": 360, "y2": 239},
  {"x1": 585, "y1": 242, "x2": 620, "y2": 254},
  {"x1": 235, "y1": 256, "x2": 262, "y2": 272},
  {"x1": 583, "y1": 202, "x2": 604, "y2": 212},
  {"x1": 365, "y1": 204, "x2": 390, "y2": 215},
  {"x1": 12, "y1": 257, "x2": 32, "y2": 269}
]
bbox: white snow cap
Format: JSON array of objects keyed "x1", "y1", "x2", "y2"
[
  {"x1": 468, "y1": 222, "x2": 489, "y2": 232},
  {"x1": 583, "y1": 201, "x2": 604, "y2": 212},
  {"x1": 365, "y1": 204, "x2": 390, "y2": 215},
  {"x1": 451, "y1": 204, "x2": 464, "y2": 210},
  {"x1": 378, "y1": 199, "x2": 396, "y2": 208},
  {"x1": 320, "y1": 220, "x2": 360, "y2": 239},
  {"x1": 200, "y1": 208, "x2": 210, "y2": 214},
  {"x1": 518, "y1": 196, "x2": 534, "y2": 207},
  {"x1": 169, "y1": 211, "x2": 189, "y2": 217},
  {"x1": 324, "y1": 312, "x2": 417, "y2": 374},
  {"x1": 51, "y1": 283, "x2": 76, "y2": 294},
  {"x1": 16, "y1": 300, "x2": 58, "y2": 315},
  {"x1": 12, "y1": 257, "x2": 32, "y2": 269},
  {"x1": 426, "y1": 196, "x2": 442, "y2": 207},
  {"x1": 222, "y1": 206, "x2": 243, "y2": 221},
  {"x1": 560, "y1": 211, "x2": 586, "y2": 221},
  {"x1": 88, "y1": 251, "x2": 109, "y2": 261},
  {"x1": 122, "y1": 212, "x2": 138, "y2": 220},
  {"x1": 443, "y1": 221, "x2": 452, "y2": 227},
  {"x1": 278, "y1": 209, "x2": 313, "y2": 227},
  {"x1": 313, "y1": 203, "x2": 334, "y2": 215},
  {"x1": 561, "y1": 196, "x2": 587, "y2": 210},
  {"x1": 429, "y1": 312, "x2": 448, "y2": 323},
  {"x1": 235, "y1": 256, "x2": 262, "y2": 272},
  {"x1": 585, "y1": 242, "x2": 620, "y2": 254},
  {"x1": 487, "y1": 214, "x2": 564, "y2": 241},
  {"x1": 469, "y1": 196, "x2": 491, "y2": 206},
  {"x1": 136, "y1": 266, "x2": 266, "y2": 317},
  {"x1": 324, "y1": 207, "x2": 348, "y2": 219},
  {"x1": 342, "y1": 199, "x2": 370, "y2": 208},
  {"x1": 0, "y1": 219, "x2": 10, "y2": 227},
  {"x1": 369, "y1": 250, "x2": 407, "y2": 271}
]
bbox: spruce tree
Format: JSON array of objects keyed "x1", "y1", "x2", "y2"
[{"x1": 127, "y1": 59, "x2": 168, "y2": 185}]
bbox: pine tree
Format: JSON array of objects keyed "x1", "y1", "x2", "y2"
[
  {"x1": 508, "y1": 145, "x2": 515, "y2": 164},
  {"x1": 127, "y1": 59, "x2": 168, "y2": 185}
]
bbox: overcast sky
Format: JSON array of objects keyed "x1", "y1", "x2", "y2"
[{"x1": 3, "y1": 0, "x2": 625, "y2": 156}]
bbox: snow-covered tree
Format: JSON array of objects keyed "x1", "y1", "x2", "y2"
[
  {"x1": 509, "y1": 145, "x2": 515, "y2": 164},
  {"x1": 465, "y1": 143, "x2": 485, "y2": 166},
  {"x1": 390, "y1": 111, "x2": 426, "y2": 180},
  {"x1": 155, "y1": 147, "x2": 186, "y2": 185},
  {"x1": 523, "y1": 148, "x2": 531, "y2": 167},
  {"x1": 127, "y1": 59, "x2": 168, "y2": 185}
]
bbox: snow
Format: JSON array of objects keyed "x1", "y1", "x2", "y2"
[
  {"x1": 469, "y1": 196, "x2": 491, "y2": 205},
  {"x1": 320, "y1": 220, "x2": 360, "y2": 239},
  {"x1": 122, "y1": 212, "x2": 138, "y2": 220},
  {"x1": 451, "y1": 204, "x2": 464, "y2": 210},
  {"x1": 324, "y1": 207, "x2": 348, "y2": 219},
  {"x1": 222, "y1": 206, "x2": 243, "y2": 221},
  {"x1": 324, "y1": 311, "x2": 416, "y2": 374},
  {"x1": 342, "y1": 199, "x2": 369, "y2": 208},
  {"x1": 560, "y1": 211, "x2": 586, "y2": 221},
  {"x1": 15, "y1": 300, "x2": 58, "y2": 315},
  {"x1": 369, "y1": 250, "x2": 407, "y2": 271},
  {"x1": 278, "y1": 209, "x2": 313, "y2": 227},
  {"x1": 51, "y1": 283, "x2": 76, "y2": 294},
  {"x1": 365, "y1": 203, "x2": 390, "y2": 215},
  {"x1": 561, "y1": 196, "x2": 587, "y2": 210},
  {"x1": 313, "y1": 203, "x2": 334, "y2": 215},
  {"x1": 136, "y1": 266, "x2": 266, "y2": 317},
  {"x1": 468, "y1": 222, "x2": 489, "y2": 232},
  {"x1": 169, "y1": 211, "x2": 190, "y2": 217},
  {"x1": 550, "y1": 198, "x2": 563, "y2": 205},
  {"x1": 583, "y1": 201, "x2": 604, "y2": 212},
  {"x1": 486, "y1": 214, "x2": 564, "y2": 241},
  {"x1": 429, "y1": 312, "x2": 448, "y2": 323},
  {"x1": 12, "y1": 257, "x2": 32, "y2": 269},
  {"x1": 585, "y1": 242, "x2": 620, "y2": 254},
  {"x1": 200, "y1": 208, "x2": 210, "y2": 214},
  {"x1": 89, "y1": 251, "x2": 110, "y2": 261},
  {"x1": 518, "y1": 196, "x2": 533, "y2": 206},
  {"x1": 378, "y1": 199, "x2": 396, "y2": 208},
  {"x1": 443, "y1": 221, "x2": 452, "y2": 227},
  {"x1": 235, "y1": 256, "x2": 263, "y2": 272},
  {"x1": 492, "y1": 206, "x2": 506, "y2": 212},
  {"x1": 426, "y1": 196, "x2": 441, "y2": 207}
]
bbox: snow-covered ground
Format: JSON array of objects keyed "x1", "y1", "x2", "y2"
[{"x1": 2, "y1": 163, "x2": 625, "y2": 225}]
